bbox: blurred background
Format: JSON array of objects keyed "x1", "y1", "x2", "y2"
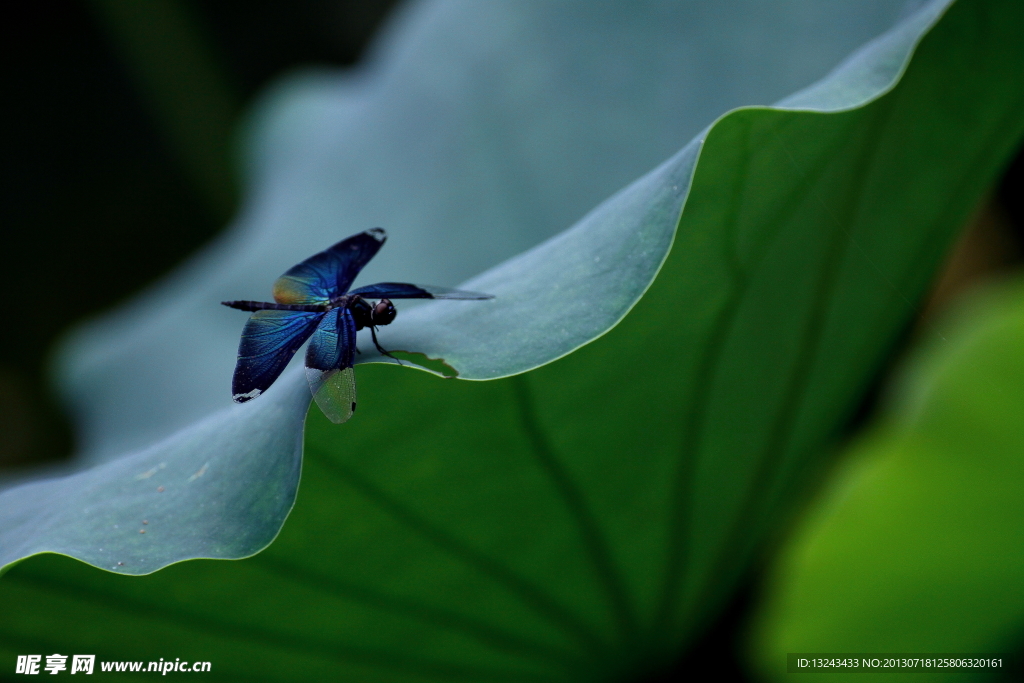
[
  {"x1": 2, "y1": 0, "x2": 399, "y2": 469},
  {"x1": 3, "y1": 1, "x2": 1023, "y2": 678}
]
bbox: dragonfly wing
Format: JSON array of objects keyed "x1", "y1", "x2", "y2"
[
  {"x1": 232, "y1": 310, "x2": 324, "y2": 402},
  {"x1": 273, "y1": 228, "x2": 387, "y2": 304},
  {"x1": 305, "y1": 307, "x2": 358, "y2": 423},
  {"x1": 349, "y1": 282, "x2": 493, "y2": 300},
  {"x1": 305, "y1": 366, "x2": 357, "y2": 425}
]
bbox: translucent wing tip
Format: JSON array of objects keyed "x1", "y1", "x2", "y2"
[
  {"x1": 348, "y1": 283, "x2": 494, "y2": 300},
  {"x1": 421, "y1": 285, "x2": 494, "y2": 300},
  {"x1": 367, "y1": 227, "x2": 387, "y2": 242},
  {"x1": 434, "y1": 291, "x2": 494, "y2": 300},
  {"x1": 306, "y1": 366, "x2": 357, "y2": 424}
]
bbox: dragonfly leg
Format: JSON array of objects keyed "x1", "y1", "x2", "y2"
[{"x1": 370, "y1": 327, "x2": 403, "y2": 366}]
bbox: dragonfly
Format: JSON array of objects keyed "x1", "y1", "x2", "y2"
[{"x1": 222, "y1": 228, "x2": 492, "y2": 423}]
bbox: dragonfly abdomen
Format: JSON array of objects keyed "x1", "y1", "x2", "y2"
[{"x1": 221, "y1": 300, "x2": 328, "y2": 312}]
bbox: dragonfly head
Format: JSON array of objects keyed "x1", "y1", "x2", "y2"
[{"x1": 371, "y1": 298, "x2": 396, "y2": 326}]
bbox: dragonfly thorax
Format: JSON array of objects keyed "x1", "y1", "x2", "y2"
[
  {"x1": 348, "y1": 296, "x2": 396, "y2": 331},
  {"x1": 326, "y1": 294, "x2": 353, "y2": 310}
]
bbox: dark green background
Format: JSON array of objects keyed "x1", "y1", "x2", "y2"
[{"x1": 1, "y1": 0, "x2": 398, "y2": 469}]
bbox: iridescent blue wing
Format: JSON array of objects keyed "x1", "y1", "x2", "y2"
[
  {"x1": 348, "y1": 282, "x2": 493, "y2": 300},
  {"x1": 232, "y1": 310, "x2": 325, "y2": 402},
  {"x1": 273, "y1": 228, "x2": 387, "y2": 304},
  {"x1": 305, "y1": 307, "x2": 358, "y2": 424}
]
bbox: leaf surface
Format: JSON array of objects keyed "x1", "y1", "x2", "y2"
[
  {"x1": 752, "y1": 279, "x2": 1024, "y2": 681},
  {"x1": 3, "y1": 0, "x2": 1023, "y2": 680}
]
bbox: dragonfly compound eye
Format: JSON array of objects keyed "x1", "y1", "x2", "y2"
[{"x1": 372, "y1": 299, "x2": 397, "y2": 326}]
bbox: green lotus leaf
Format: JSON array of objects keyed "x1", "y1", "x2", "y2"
[
  {"x1": 3, "y1": 0, "x2": 1023, "y2": 680},
  {"x1": 752, "y1": 279, "x2": 1024, "y2": 682}
]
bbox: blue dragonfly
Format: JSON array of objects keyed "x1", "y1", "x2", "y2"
[{"x1": 222, "y1": 228, "x2": 492, "y2": 423}]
